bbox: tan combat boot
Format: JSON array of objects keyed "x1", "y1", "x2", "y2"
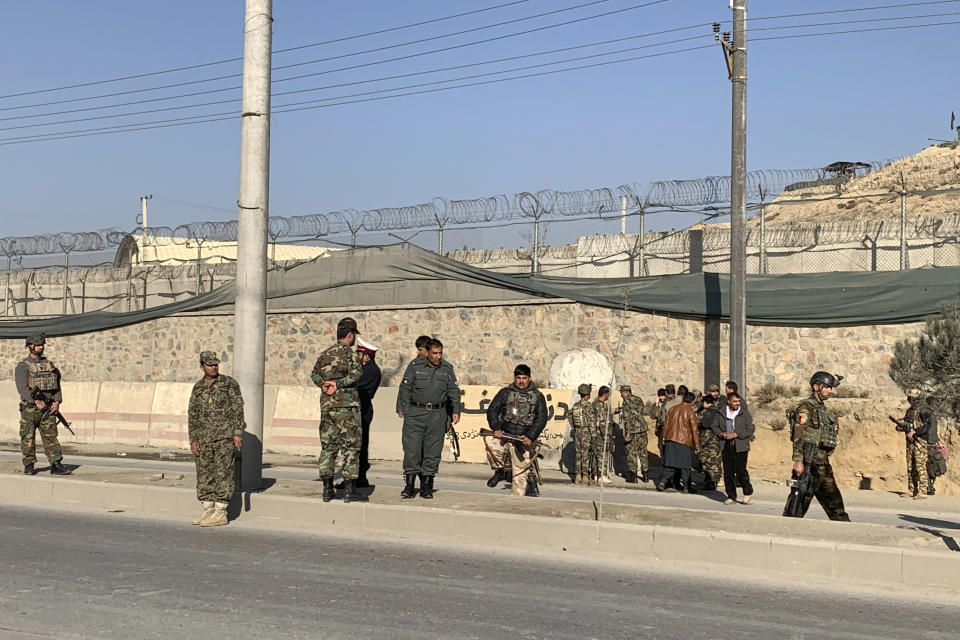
[
  {"x1": 193, "y1": 501, "x2": 214, "y2": 525},
  {"x1": 200, "y1": 501, "x2": 229, "y2": 527},
  {"x1": 600, "y1": 475, "x2": 613, "y2": 485}
]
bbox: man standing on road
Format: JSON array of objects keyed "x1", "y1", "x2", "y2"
[
  {"x1": 657, "y1": 392, "x2": 699, "y2": 493},
  {"x1": 569, "y1": 384, "x2": 594, "y2": 485},
  {"x1": 15, "y1": 334, "x2": 70, "y2": 476},
  {"x1": 615, "y1": 385, "x2": 648, "y2": 483},
  {"x1": 396, "y1": 338, "x2": 461, "y2": 500},
  {"x1": 354, "y1": 337, "x2": 381, "y2": 489},
  {"x1": 697, "y1": 393, "x2": 723, "y2": 491},
  {"x1": 922, "y1": 397, "x2": 945, "y2": 496},
  {"x1": 720, "y1": 392, "x2": 755, "y2": 505},
  {"x1": 782, "y1": 371, "x2": 850, "y2": 521},
  {"x1": 901, "y1": 389, "x2": 930, "y2": 500},
  {"x1": 484, "y1": 364, "x2": 548, "y2": 497},
  {"x1": 593, "y1": 386, "x2": 613, "y2": 485},
  {"x1": 311, "y1": 317, "x2": 365, "y2": 504},
  {"x1": 696, "y1": 394, "x2": 724, "y2": 491},
  {"x1": 188, "y1": 350, "x2": 244, "y2": 527}
]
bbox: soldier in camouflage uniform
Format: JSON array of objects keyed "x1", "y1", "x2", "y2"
[
  {"x1": 188, "y1": 350, "x2": 244, "y2": 527},
  {"x1": 484, "y1": 364, "x2": 548, "y2": 496},
  {"x1": 921, "y1": 397, "x2": 945, "y2": 495},
  {"x1": 696, "y1": 394, "x2": 724, "y2": 491},
  {"x1": 782, "y1": 371, "x2": 850, "y2": 521},
  {"x1": 396, "y1": 338, "x2": 461, "y2": 499},
  {"x1": 569, "y1": 384, "x2": 595, "y2": 484},
  {"x1": 311, "y1": 317, "x2": 365, "y2": 503},
  {"x1": 615, "y1": 385, "x2": 648, "y2": 483},
  {"x1": 15, "y1": 334, "x2": 70, "y2": 475},
  {"x1": 902, "y1": 390, "x2": 930, "y2": 500},
  {"x1": 592, "y1": 386, "x2": 613, "y2": 485}
]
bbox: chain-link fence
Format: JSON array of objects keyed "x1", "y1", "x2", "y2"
[{"x1": 3, "y1": 143, "x2": 960, "y2": 316}]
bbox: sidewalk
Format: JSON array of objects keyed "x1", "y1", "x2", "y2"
[{"x1": 1, "y1": 445, "x2": 959, "y2": 593}]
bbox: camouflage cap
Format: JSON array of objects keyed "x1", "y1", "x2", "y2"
[
  {"x1": 577, "y1": 383, "x2": 592, "y2": 395},
  {"x1": 619, "y1": 385, "x2": 631, "y2": 392},
  {"x1": 25, "y1": 333, "x2": 46, "y2": 346},
  {"x1": 708, "y1": 384, "x2": 720, "y2": 392},
  {"x1": 337, "y1": 316, "x2": 361, "y2": 334},
  {"x1": 199, "y1": 350, "x2": 220, "y2": 365}
]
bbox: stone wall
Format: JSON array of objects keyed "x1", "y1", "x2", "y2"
[{"x1": 0, "y1": 300, "x2": 921, "y2": 396}]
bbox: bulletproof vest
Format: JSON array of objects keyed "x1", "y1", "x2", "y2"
[
  {"x1": 793, "y1": 398, "x2": 839, "y2": 450},
  {"x1": 501, "y1": 388, "x2": 537, "y2": 427},
  {"x1": 26, "y1": 357, "x2": 59, "y2": 393}
]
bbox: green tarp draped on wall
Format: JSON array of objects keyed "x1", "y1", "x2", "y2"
[{"x1": 1, "y1": 244, "x2": 958, "y2": 338}]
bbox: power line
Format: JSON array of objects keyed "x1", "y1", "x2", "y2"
[
  {"x1": 0, "y1": 0, "x2": 537, "y2": 100},
  {"x1": 0, "y1": 31, "x2": 713, "y2": 132},
  {"x1": 0, "y1": 0, "x2": 653, "y2": 112},
  {"x1": 4, "y1": 17, "x2": 960, "y2": 146},
  {"x1": 7, "y1": 7, "x2": 958, "y2": 131},
  {"x1": 5, "y1": 0, "x2": 957, "y2": 115}
]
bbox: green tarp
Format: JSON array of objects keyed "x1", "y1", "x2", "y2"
[{"x1": 1, "y1": 244, "x2": 958, "y2": 338}]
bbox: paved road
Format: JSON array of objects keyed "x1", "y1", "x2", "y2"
[
  {"x1": 1, "y1": 504, "x2": 958, "y2": 640},
  {"x1": 4, "y1": 450, "x2": 958, "y2": 532}
]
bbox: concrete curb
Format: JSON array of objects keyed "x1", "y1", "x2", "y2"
[{"x1": 2, "y1": 474, "x2": 958, "y2": 592}]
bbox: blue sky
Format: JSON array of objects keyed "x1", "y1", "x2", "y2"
[{"x1": 1, "y1": 0, "x2": 957, "y2": 253}]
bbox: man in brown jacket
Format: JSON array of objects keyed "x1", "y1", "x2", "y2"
[{"x1": 657, "y1": 392, "x2": 700, "y2": 493}]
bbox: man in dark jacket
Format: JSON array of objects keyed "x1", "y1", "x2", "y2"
[
  {"x1": 485, "y1": 364, "x2": 548, "y2": 497},
  {"x1": 720, "y1": 392, "x2": 755, "y2": 504},
  {"x1": 354, "y1": 337, "x2": 381, "y2": 488}
]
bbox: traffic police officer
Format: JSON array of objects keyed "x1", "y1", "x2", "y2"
[{"x1": 396, "y1": 338, "x2": 461, "y2": 499}]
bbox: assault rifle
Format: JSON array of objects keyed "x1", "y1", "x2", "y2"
[
  {"x1": 784, "y1": 441, "x2": 817, "y2": 518},
  {"x1": 446, "y1": 421, "x2": 461, "y2": 461},
  {"x1": 888, "y1": 415, "x2": 915, "y2": 442},
  {"x1": 31, "y1": 387, "x2": 74, "y2": 435},
  {"x1": 478, "y1": 428, "x2": 542, "y2": 448}
]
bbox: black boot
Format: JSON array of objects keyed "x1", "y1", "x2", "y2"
[
  {"x1": 343, "y1": 479, "x2": 368, "y2": 503},
  {"x1": 354, "y1": 475, "x2": 371, "y2": 489},
  {"x1": 640, "y1": 470, "x2": 648, "y2": 483},
  {"x1": 927, "y1": 479, "x2": 936, "y2": 496},
  {"x1": 624, "y1": 471, "x2": 638, "y2": 484},
  {"x1": 419, "y1": 475, "x2": 434, "y2": 499},
  {"x1": 321, "y1": 477, "x2": 335, "y2": 502},
  {"x1": 23, "y1": 463, "x2": 36, "y2": 476},
  {"x1": 702, "y1": 478, "x2": 716, "y2": 491},
  {"x1": 400, "y1": 474, "x2": 417, "y2": 499},
  {"x1": 486, "y1": 468, "x2": 506, "y2": 488},
  {"x1": 50, "y1": 461, "x2": 71, "y2": 475},
  {"x1": 524, "y1": 480, "x2": 540, "y2": 497}
]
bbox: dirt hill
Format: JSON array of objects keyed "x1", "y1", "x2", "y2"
[
  {"x1": 748, "y1": 395, "x2": 957, "y2": 496},
  {"x1": 760, "y1": 142, "x2": 960, "y2": 225}
]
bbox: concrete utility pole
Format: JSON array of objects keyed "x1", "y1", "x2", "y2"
[
  {"x1": 138, "y1": 195, "x2": 152, "y2": 264},
  {"x1": 234, "y1": 0, "x2": 272, "y2": 491},
  {"x1": 717, "y1": 1, "x2": 748, "y2": 391}
]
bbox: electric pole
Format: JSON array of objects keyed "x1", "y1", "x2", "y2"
[
  {"x1": 234, "y1": 0, "x2": 272, "y2": 491},
  {"x1": 715, "y1": 0, "x2": 747, "y2": 391}
]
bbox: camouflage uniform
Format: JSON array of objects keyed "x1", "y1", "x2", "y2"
[
  {"x1": 592, "y1": 396, "x2": 612, "y2": 477},
  {"x1": 619, "y1": 392, "x2": 648, "y2": 477},
  {"x1": 696, "y1": 405, "x2": 723, "y2": 486},
  {"x1": 312, "y1": 341, "x2": 363, "y2": 480},
  {"x1": 653, "y1": 394, "x2": 675, "y2": 458},
  {"x1": 188, "y1": 364, "x2": 245, "y2": 503},
  {"x1": 14, "y1": 353, "x2": 64, "y2": 467},
  {"x1": 902, "y1": 406, "x2": 929, "y2": 496},
  {"x1": 782, "y1": 395, "x2": 850, "y2": 521},
  {"x1": 568, "y1": 388, "x2": 596, "y2": 482}
]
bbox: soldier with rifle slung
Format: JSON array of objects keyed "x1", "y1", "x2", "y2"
[
  {"x1": 891, "y1": 389, "x2": 932, "y2": 500},
  {"x1": 484, "y1": 364, "x2": 548, "y2": 497},
  {"x1": 783, "y1": 371, "x2": 850, "y2": 521},
  {"x1": 15, "y1": 334, "x2": 70, "y2": 476}
]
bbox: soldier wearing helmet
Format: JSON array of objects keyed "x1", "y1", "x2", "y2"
[
  {"x1": 901, "y1": 389, "x2": 931, "y2": 500},
  {"x1": 14, "y1": 334, "x2": 70, "y2": 476},
  {"x1": 782, "y1": 371, "x2": 850, "y2": 521}
]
